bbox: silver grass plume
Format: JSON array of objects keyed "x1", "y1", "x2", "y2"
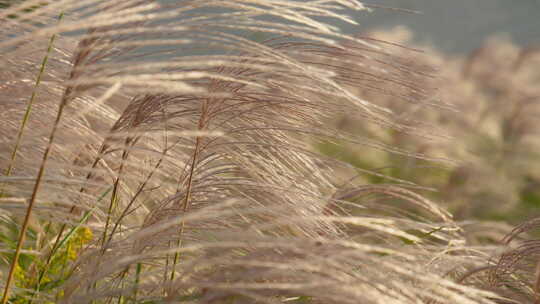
[
  {"x1": 458, "y1": 217, "x2": 540, "y2": 304},
  {"x1": 0, "y1": 1, "x2": 495, "y2": 303}
]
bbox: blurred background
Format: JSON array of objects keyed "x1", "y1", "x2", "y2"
[
  {"x1": 350, "y1": 0, "x2": 540, "y2": 53},
  {"x1": 318, "y1": 1, "x2": 540, "y2": 229}
]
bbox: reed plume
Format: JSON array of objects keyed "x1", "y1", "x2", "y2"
[{"x1": 0, "y1": 1, "x2": 498, "y2": 303}]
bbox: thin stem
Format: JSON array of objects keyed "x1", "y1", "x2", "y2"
[
  {"x1": 3, "y1": 12, "x2": 64, "y2": 180},
  {"x1": 1, "y1": 77, "x2": 73, "y2": 304},
  {"x1": 44, "y1": 142, "x2": 110, "y2": 277},
  {"x1": 30, "y1": 188, "x2": 110, "y2": 303},
  {"x1": 133, "y1": 263, "x2": 142, "y2": 302},
  {"x1": 169, "y1": 99, "x2": 208, "y2": 285},
  {"x1": 1, "y1": 13, "x2": 66, "y2": 304},
  {"x1": 102, "y1": 134, "x2": 138, "y2": 249}
]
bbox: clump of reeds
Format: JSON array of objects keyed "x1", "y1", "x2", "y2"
[
  {"x1": 0, "y1": 1, "x2": 500, "y2": 304},
  {"x1": 327, "y1": 27, "x2": 540, "y2": 225},
  {"x1": 457, "y1": 216, "x2": 540, "y2": 304}
]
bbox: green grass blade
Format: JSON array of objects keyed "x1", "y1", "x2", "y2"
[
  {"x1": 3, "y1": 11, "x2": 64, "y2": 179},
  {"x1": 31, "y1": 187, "x2": 112, "y2": 299}
]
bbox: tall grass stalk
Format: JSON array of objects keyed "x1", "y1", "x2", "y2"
[{"x1": 4, "y1": 11, "x2": 64, "y2": 180}]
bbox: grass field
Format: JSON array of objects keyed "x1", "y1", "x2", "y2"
[{"x1": 1, "y1": 1, "x2": 539, "y2": 303}]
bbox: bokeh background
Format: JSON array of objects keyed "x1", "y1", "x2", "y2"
[
  {"x1": 348, "y1": 0, "x2": 540, "y2": 53},
  {"x1": 317, "y1": 1, "x2": 540, "y2": 229}
]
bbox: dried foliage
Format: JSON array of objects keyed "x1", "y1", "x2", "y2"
[
  {"x1": 458, "y1": 217, "x2": 540, "y2": 304},
  {"x1": 0, "y1": 1, "x2": 508, "y2": 304}
]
